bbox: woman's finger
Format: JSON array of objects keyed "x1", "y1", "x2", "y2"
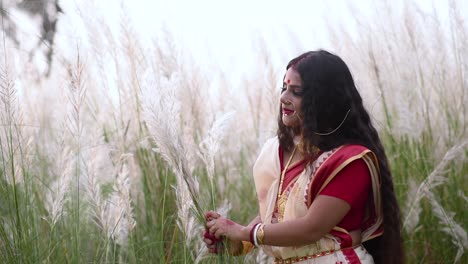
[
  {"x1": 203, "y1": 238, "x2": 213, "y2": 245},
  {"x1": 214, "y1": 229, "x2": 223, "y2": 240},
  {"x1": 209, "y1": 225, "x2": 218, "y2": 235},
  {"x1": 204, "y1": 230, "x2": 217, "y2": 241},
  {"x1": 206, "y1": 220, "x2": 215, "y2": 228},
  {"x1": 204, "y1": 230, "x2": 215, "y2": 240},
  {"x1": 205, "y1": 211, "x2": 220, "y2": 221}
]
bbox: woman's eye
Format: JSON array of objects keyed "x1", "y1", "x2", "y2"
[
  {"x1": 293, "y1": 89, "x2": 303, "y2": 96},
  {"x1": 280, "y1": 87, "x2": 287, "y2": 93}
]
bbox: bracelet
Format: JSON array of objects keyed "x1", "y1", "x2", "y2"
[
  {"x1": 256, "y1": 224, "x2": 265, "y2": 245},
  {"x1": 249, "y1": 223, "x2": 260, "y2": 246},
  {"x1": 252, "y1": 223, "x2": 262, "y2": 246}
]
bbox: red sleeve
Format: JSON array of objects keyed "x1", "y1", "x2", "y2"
[{"x1": 319, "y1": 158, "x2": 371, "y2": 209}]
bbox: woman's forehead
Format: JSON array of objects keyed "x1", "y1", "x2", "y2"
[{"x1": 284, "y1": 68, "x2": 301, "y2": 84}]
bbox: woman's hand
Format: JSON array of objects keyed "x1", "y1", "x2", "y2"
[
  {"x1": 206, "y1": 214, "x2": 249, "y2": 241},
  {"x1": 203, "y1": 230, "x2": 222, "y2": 254},
  {"x1": 203, "y1": 211, "x2": 256, "y2": 255},
  {"x1": 203, "y1": 211, "x2": 224, "y2": 254}
]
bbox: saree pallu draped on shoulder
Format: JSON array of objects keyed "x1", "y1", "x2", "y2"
[{"x1": 253, "y1": 138, "x2": 383, "y2": 263}]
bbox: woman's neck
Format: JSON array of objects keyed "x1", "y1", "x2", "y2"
[{"x1": 292, "y1": 135, "x2": 302, "y2": 146}]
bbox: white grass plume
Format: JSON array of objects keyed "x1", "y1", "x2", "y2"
[
  {"x1": 403, "y1": 178, "x2": 422, "y2": 232},
  {"x1": 66, "y1": 52, "x2": 87, "y2": 145},
  {"x1": 105, "y1": 161, "x2": 136, "y2": 247},
  {"x1": 175, "y1": 183, "x2": 203, "y2": 255},
  {"x1": 143, "y1": 68, "x2": 210, "y2": 261},
  {"x1": 83, "y1": 143, "x2": 136, "y2": 247},
  {"x1": 84, "y1": 147, "x2": 107, "y2": 234},
  {"x1": 216, "y1": 199, "x2": 232, "y2": 219},
  {"x1": 44, "y1": 146, "x2": 74, "y2": 226},
  {"x1": 174, "y1": 174, "x2": 210, "y2": 263},
  {"x1": 426, "y1": 189, "x2": 467, "y2": 263},
  {"x1": 198, "y1": 111, "x2": 235, "y2": 206},
  {"x1": 143, "y1": 72, "x2": 203, "y2": 219},
  {"x1": 403, "y1": 140, "x2": 468, "y2": 263},
  {"x1": 403, "y1": 140, "x2": 468, "y2": 230},
  {"x1": 0, "y1": 45, "x2": 26, "y2": 184}
]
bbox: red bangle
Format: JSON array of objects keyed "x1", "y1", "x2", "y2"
[{"x1": 250, "y1": 223, "x2": 260, "y2": 245}]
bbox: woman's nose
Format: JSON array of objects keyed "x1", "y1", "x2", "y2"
[{"x1": 280, "y1": 91, "x2": 291, "y2": 105}]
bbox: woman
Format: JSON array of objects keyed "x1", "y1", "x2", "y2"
[{"x1": 204, "y1": 50, "x2": 404, "y2": 263}]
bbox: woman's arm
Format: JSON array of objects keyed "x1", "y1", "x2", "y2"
[
  {"x1": 203, "y1": 212, "x2": 262, "y2": 254},
  {"x1": 262, "y1": 195, "x2": 350, "y2": 246},
  {"x1": 207, "y1": 195, "x2": 350, "y2": 247}
]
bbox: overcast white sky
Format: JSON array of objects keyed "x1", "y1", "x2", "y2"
[
  {"x1": 65, "y1": 0, "x2": 467, "y2": 74},
  {"x1": 84, "y1": 0, "x2": 372, "y2": 71},
  {"x1": 6, "y1": 0, "x2": 468, "y2": 79}
]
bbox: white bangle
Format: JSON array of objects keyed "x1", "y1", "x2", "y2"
[{"x1": 253, "y1": 223, "x2": 261, "y2": 247}]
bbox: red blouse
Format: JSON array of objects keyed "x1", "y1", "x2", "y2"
[
  {"x1": 279, "y1": 148, "x2": 371, "y2": 231},
  {"x1": 319, "y1": 158, "x2": 371, "y2": 231}
]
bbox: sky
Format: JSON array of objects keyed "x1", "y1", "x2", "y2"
[
  {"x1": 88, "y1": 0, "x2": 367, "y2": 73},
  {"x1": 92, "y1": 0, "x2": 465, "y2": 70},
  {"x1": 4, "y1": 0, "x2": 468, "y2": 80}
]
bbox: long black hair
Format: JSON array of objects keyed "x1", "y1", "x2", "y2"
[{"x1": 277, "y1": 50, "x2": 404, "y2": 264}]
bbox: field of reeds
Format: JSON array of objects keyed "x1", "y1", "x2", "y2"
[{"x1": 0, "y1": 1, "x2": 466, "y2": 263}]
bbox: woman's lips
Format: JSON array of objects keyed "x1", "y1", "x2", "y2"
[{"x1": 282, "y1": 108, "x2": 295, "y2": 115}]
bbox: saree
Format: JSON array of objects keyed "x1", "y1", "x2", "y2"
[{"x1": 252, "y1": 137, "x2": 383, "y2": 264}]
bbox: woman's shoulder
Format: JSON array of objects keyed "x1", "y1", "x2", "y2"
[
  {"x1": 258, "y1": 137, "x2": 279, "y2": 154},
  {"x1": 253, "y1": 137, "x2": 280, "y2": 178},
  {"x1": 254, "y1": 137, "x2": 279, "y2": 165},
  {"x1": 315, "y1": 144, "x2": 374, "y2": 170},
  {"x1": 337, "y1": 144, "x2": 370, "y2": 153},
  {"x1": 331, "y1": 144, "x2": 373, "y2": 159},
  {"x1": 307, "y1": 144, "x2": 377, "y2": 204},
  {"x1": 264, "y1": 136, "x2": 279, "y2": 146}
]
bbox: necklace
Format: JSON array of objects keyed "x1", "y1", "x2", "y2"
[{"x1": 276, "y1": 145, "x2": 298, "y2": 222}]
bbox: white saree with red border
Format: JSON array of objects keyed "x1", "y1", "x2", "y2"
[{"x1": 253, "y1": 137, "x2": 383, "y2": 264}]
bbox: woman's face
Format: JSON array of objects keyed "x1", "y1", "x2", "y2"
[{"x1": 280, "y1": 68, "x2": 303, "y2": 130}]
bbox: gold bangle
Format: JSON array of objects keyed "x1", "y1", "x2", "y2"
[{"x1": 256, "y1": 224, "x2": 265, "y2": 245}]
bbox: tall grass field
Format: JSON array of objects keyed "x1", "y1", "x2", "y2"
[{"x1": 0, "y1": 1, "x2": 466, "y2": 263}]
